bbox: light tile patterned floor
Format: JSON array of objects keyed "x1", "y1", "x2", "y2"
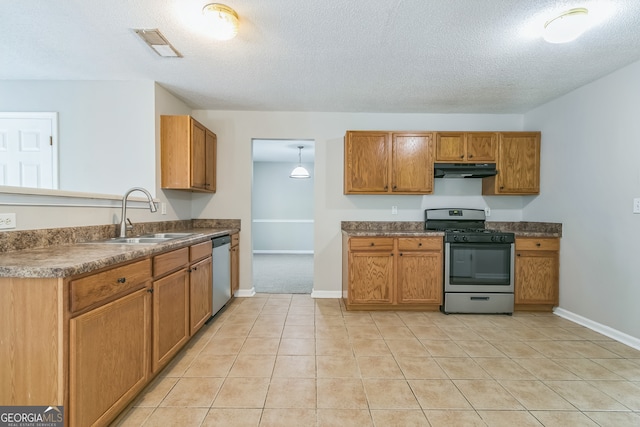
[{"x1": 114, "y1": 294, "x2": 640, "y2": 426}]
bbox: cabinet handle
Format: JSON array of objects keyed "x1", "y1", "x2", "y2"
[
  {"x1": 499, "y1": 186, "x2": 504, "y2": 190},
  {"x1": 469, "y1": 154, "x2": 473, "y2": 158},
  {"x1": 370, "y1": 243, "x2": 375, "y2": 246},
  {"x1": 399, "y1": 253, "x2": 403, "y2": 256},
  {"x1": 384, "y1": 185, "x2": 388, "y2": 190},
  {"x1": 418, "y1": 242, "x2": 422, "y2": 247},
  {"x1": 517, "y1": 253, "x2": 521, "y2": 256},
  {"x1": 460, "y1": 155, "x2": 464, "y2": 159},
  {"x1": 117, "y1": 277, "x2": 126, "y2": 283},
  {"x1": 393, "y1": 185, "x2": 397, "y2": 190},
  {"x1": 147, "y1": 288, "x2": 154, "y2": 293},
  {"x1": 536, "y1": 242, "x2": 541, "y2": 247}
]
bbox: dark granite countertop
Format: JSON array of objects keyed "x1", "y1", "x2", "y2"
[
  {"x1": 0, "y1": 219, "x2": 240, "y2": 278},
  {"x1": 341, "y1": 221, "x2": 562, "y2": 238}
]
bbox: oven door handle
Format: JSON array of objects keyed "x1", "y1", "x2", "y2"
[{"x1": 470, "y1": 296, "x2": 490, "y2": 301}]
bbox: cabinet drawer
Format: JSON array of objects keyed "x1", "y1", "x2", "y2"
[
  {"x1": 190, "y1": 240, "x2": 212, "y2": 263},
  {"x1": 349, "y1": 237, "x2": 394, "y2": 251},
  {"x1": 398, "y1": 237, "x2": 442, "y2": 251},
  {"x1": 70, "y1": 259, "x2": 151, "y2": 312},
  {"x1": 231, "y1": 233, "x2": 239, "y2": 247},
  {"x1": 515, "y1": 238, "x2": 559, "y2": 251},
  {"x1": 154, "y1": 247, "x2": 189, "y2": 277}
]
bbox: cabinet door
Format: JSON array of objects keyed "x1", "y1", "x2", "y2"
[
  {"x1": 397, "y1": 251, "x2": 443, "y2": 304},
  {"x1": 495, "y1": 132, "x2": 540, "y2": 194},
  {"x1": 190, "y1": 256, "x2": 212, "y2": 335},
  {"x1": 344, "y1": 131, "x2": 389, "y2": 193},
  {"x1": 230, "y1": 241, "x2": 239, "y2": 296},
  {"x1": 70, "y1": 288, "x2": 151, "y2": 427},
  {"x1": 205, "y1": 129, "x2": 217, "y2": 192},
  {"x1": 392, "y1": 133, "x2": 434, "y2": 193},
  {"x1": 435, "y1": 132, "x2": 465, "y2": 161},
  {"x1": 191, "y1": 119, "x2": 207, "y2": 190},
  {"x1": 348, "y1": 251, "x2": 393, "y2": 304},
  {"x1": 152, "y1": 268, "x2": 190, "y2": 372},
  {"x1": 466, "y1": 132, "x2": 497, "y2": 162},
  {"x1": 515, "y1": 251, "x2": 559, "y2": 305}
]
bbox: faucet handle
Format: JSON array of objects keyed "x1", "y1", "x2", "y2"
[{"x1": 126, "y1": 218, "x2": 134, "y2": 231}]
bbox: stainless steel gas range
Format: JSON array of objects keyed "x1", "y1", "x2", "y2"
[{"x1": 425, "y1": 208, "x2": 515, "y2": 314}]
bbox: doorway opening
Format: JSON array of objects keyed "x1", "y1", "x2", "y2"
[{"x1": 251, "y1": 139, "x2": 315, "y2": 294}]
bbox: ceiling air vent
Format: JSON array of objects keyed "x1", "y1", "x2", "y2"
[{"x1": 134, "y1": 28, "x2": 182, "y2": 57}]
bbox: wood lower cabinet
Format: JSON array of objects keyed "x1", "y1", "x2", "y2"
[
  {"x1": 343, "y1": 235, "x2": 443, "y2": 310},
  {"x1": 397, "y1": 238, "x2": 443, "y2": 305},
  {"x1": 514, "y1": 237, "x2": 560, "y2": 311},
  {"x1": 344, "y1": 131, "x2": 434, "y2": 194},
  {"x1": 70, "y1": 288, "x2": 151, "y2": 427},
  {"x1": 483, "y1": 132, "x2": 540, "y2": 195},
  {"x1": 435, "y1": 132, "x2": 497, "y2": 162},
  {"x1": 161, "y1": 115, "x2": 216, "y2": 192},
  {"x1": 152, "y1": 268, "x2": 190, "y2": 372},
  {"x1": 230, "y1": 233, "x2": 240, "y2": 296},
  {"x1": 189, "y1": 256, "x2": 212, "y2": 335}
]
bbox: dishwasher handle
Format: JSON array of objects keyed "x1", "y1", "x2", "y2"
[{"x1": 212, "y1": 235, "x2": 231, "y2": 248}]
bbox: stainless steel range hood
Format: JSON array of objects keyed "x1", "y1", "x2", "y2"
[{"x1": 434, "y1": 163, "x2": 497, "y2": 178}]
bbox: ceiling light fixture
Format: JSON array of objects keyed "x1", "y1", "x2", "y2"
[
  {"x1": 134, "y1": 29, "x2": 182, "y2": 57},
  {"x1": 202, "y1": 3, "x2": 239, "y2": 40},
  {"x1": 543, "y1": 8, "x2": 590, "y2": 43},
  {"x1": 290, "y1": 146, "x2": 310, "y2": 179}
]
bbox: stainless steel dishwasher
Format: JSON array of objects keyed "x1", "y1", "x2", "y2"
[{"x1": 211, "y1": 235, "x2": 231, "y2": 318}]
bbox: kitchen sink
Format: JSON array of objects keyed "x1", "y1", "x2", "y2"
[
  {"x1": 92, "y1": 233, "x2": 198, "y2": 245},
  {"x1": 138, "y1": 232, "x2": 197, "y2": 239},
  {"x1": 98, "y1": 237, "x2": 174, "y2": 244}
]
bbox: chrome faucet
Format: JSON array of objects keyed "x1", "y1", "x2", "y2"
[{"x1": 119, "y1": 187, "x2": 157, "y2": 238}]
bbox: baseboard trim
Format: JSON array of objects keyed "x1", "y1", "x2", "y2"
[
  {"x1": 554, "y1": 307, "x2": 640, "y2": 351},
  {"x1": 311, "y1": 290, "x2": 342, "y2": 299},
  {"x1": 253, "y1": 250, "x2": 314, "y2": 254},
  {"x1": 235, "y1": 288, "x2": 256, "y2": 297}
]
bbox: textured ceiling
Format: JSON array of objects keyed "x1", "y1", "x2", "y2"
[{"x1": 2, "y1": 1, "x2": 640, "y2": 114}]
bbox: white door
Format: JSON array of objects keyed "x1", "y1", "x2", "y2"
[{"x1": 0, "y1": 113, "x2": 58, "y2": 189}]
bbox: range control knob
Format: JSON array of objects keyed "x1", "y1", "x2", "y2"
[{"x1": 462, "y1": 235, "x2": 468, "y2": 242}]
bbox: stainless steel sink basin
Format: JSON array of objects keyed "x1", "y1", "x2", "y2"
[
  {"x1": 90, "y1": 232, "x2": 198, "y2": 244},
  {"x1": 99, "y1": 237, "x2": 174, "y2": 244},
  {"x1": 139, "y1": 232, "x2": 197, "y2": 239}
]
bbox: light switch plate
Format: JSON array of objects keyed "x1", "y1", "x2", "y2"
[
  {"x1": 0, "y1": 213, "x2": 16, "y2": 229},
  {"x1": 634, "y1": 198, "x2": 640, "y2": 214},
  {"x1": 391, "y1": 206, "x2": 398, "y2": 215},
  {"x1": 485, "y1": 207, "x2": 491, "y2": 217}
]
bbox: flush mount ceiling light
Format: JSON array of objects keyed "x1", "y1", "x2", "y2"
[
  {"x1": 202, "y1": 3, "x2": 239, "y2": 40},
  {"x1": 290, "y1": 146, "x2": 311, "y2": 179},
  {"x1": 134, "y1": 28, "x2": 182, "y2": 57},
  {"x1": 543, "y1": 8, "x2": 590, "y2": 43}
]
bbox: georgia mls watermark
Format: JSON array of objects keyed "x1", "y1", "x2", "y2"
[{"x1": 0, "y1": 406, "x2": 63, "y2": 427}]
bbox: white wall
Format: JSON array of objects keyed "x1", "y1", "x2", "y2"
[
  {"x1": 190, "y1": 111, "x2": 523, "y2": 296},
  {"x1": 524, "y1": 59, "x2": 640, "y2": 340},
  {"x1": 0, "y1": 82, "x2": 194, "y2": 230},
  {"x1": 252, "y1": 161, "x2": 314, "y2": 253},
  {"x1": 0, "y1": 80, "x2": 156, "y2": 196}
]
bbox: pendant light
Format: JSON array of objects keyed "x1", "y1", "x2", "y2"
[{"x1": 289, "y1": 146, "x2": 310, "y2": 179}]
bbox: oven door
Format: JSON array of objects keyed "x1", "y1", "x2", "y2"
[{"x1": 444, "y1": 242, "x2": 514, "y2": 293}]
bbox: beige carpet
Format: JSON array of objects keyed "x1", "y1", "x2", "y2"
[{"x1": 253, "y1": 254, "x2": 313, "y2": 294}]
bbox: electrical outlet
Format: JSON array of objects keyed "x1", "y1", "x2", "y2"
[
  {"x1": 484, "y1": 207, "x2": 491, "y2": 217},
  {"x1": 391, "y1": 206, "x2": 398, "y2": 215},
  {"x1": 161, "y1": 203, "x2": 167, "y2": 215},
  {"x1": 0, "y1": 213, "x2": 16, "y2": 229},
  {"x1": 634, "y1": 198, "x2": 640, "y2": 214}
]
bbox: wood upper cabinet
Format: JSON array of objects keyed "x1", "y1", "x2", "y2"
[
  {"x1": 230, "y1": 233, "x2": 240, "y2": 297},
  {"x1": 397, "y1": 237, "x2": 443, "y2": 305},
  {"x1": 483, "y1": 132, "x2": 540, "y2": 195},
  {"x1": 70, "y1": 288, "x2": 151, "y2": 427},
  {"x1": 514, "y1": 237, "x2": 559, "y2": 310},
  {"x1": 342, "y1": 236, "x2": 443, "y2": 310},
  {"x1": 435, "y1": 132, "x2": 497, "y2": 162},
  {"x1": 161, "y1": 115, "x2": 216, "y2": 193},
  {"x1": 344, "y1": 131, "x2": 434, "y2": 194},
  {"x1": 344, "y1": 131, "x2": 389, "y2": 193}
]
